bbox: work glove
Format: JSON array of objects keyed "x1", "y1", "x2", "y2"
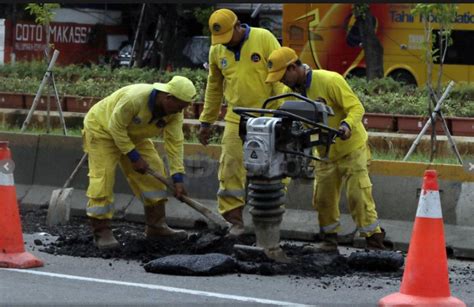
[
  {"x1": 338, "y1": 122, "x2": 352, "y2": 140},
  {"x1": 198, "y1": 123, "x2": 212, "y2": 146},
  {"x1": 132, "y1": 157, "x2": 149, "y2": 174},
  {"x1": 127, "y1": 149, "x2": 149, "y2": 174},
  {"x1": 172, "y1": 173, "x2": 187, "y2": 201},
  {"x1": 173, "y1": 182, "x2": 188, "y2": 201}
]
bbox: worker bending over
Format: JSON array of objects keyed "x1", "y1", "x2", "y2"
[
  {"x1": 265, "y1": 47, "x2": 386, "y2": 251},
  {"x1": 83, "y1": 76, "x2": 196, "y2": 250}
]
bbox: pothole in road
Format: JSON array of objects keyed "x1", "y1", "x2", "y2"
[{"x1": 22, "y1": 205, "x2": 404, "y2": 280}]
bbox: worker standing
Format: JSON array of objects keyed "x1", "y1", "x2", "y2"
[
  {"x1": 198, "y1": 8, "x2": 287, "y2": 236},
  {"x1": 265, "y1": 47, "x2": 386, "y2": 251},
  {"x1": 83, "y1": 76, "x2": 196, "y2": 250}
]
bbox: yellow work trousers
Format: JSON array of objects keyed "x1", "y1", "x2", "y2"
[
  {"x1": 217, "y1": 122, "x2": 246, "y2": 215},
  {"x1": 312, "y1": 144, "x2": 382, "y2": 237},
  {"x1": 83, "y1": 129, "x2": 168, "y2": 219}
]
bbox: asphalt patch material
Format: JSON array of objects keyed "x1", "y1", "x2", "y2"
[
  {"x1": 144, "y1": 253, "x2": 237, "y2": 276},
  {"x1": 348, "y1": 250, "x2": 404, "y2": 271},
  {"x1": 21, "y1": 205, "x2": 403, "y2": 278}
]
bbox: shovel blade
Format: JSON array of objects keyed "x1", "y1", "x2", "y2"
[{"x1": 47, "y1": 188, "x2": 73, "y2": 227}]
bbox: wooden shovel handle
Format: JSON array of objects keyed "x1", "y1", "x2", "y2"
[
  {"x1": 146, "y1": 168, "x2": 228, "y2": 229},
  {"x1": 63, "y1": 153, "x2": 88, "y2": 189}
]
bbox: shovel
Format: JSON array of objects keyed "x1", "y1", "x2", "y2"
[
  {"x1": 146, "y1": 168, "x2": 229, "y2": 230},
  {"x1": 47, "y1": 153, "x2": 88, "y2": 227}
]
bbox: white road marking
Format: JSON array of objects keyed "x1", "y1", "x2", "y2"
[{"x1": 4, "y1": 269, "x2": 310, "y2": 306}]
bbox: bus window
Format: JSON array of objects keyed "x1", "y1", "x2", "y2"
[{"x1": 433, "y1": 30, "x2": 474, "y2": 65}]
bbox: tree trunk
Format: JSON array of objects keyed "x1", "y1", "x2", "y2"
[
  {"x1": 149, "y1": 15, "x2": 163, "y2": 68},
  {"x1": 11, "y1": 4, "x2": 17, "y2": 62},
  {"x1": 158, "y1": 4, "x2": 178, "y2": 71},
  {"x1": 356, "y1": 5, "x2": 384, "y2": 80},
  {"x1": 133, "y1": 5, "x2": 148, "y2": 68},
  {"x1": 44, "y1": 23, "x2": 51, "y2": 61}
]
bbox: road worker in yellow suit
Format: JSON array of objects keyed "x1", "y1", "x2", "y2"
[
  {"x1": 265, "y1": 47, "x2": 386, "y2": 251},
  {"x1": 83, "y1": 76, "x2": 196, "y2": 250},
  {"x1": 198, "y1": 8, "x2": 287, "y2": 236}
]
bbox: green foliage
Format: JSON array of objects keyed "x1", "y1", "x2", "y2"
[
  {"x1": 348, "y1": 77, "x2": 474, "y2": 117},
  {"x1": 348, "y1": 77, "x2": 409, "y2": 96},
  {"x1": 353, "y1": 4, "x2": 370, "y2": 19},
  {"x1": 449, "y1": 82, "x2": 474, "y2": 100},
  {"x1": 0, "y1": 62, "x2": 471, "y2": 117},
  {"x1": 411, "y1": 3, "x2": 457, "y2": 94},
  {"x1": 0, "y1": 61, "x2": 208, "y2": 102},
  {"x1": 411, "y1": 4, "x2": 457, "y2": 63},
  {"x1": 25, "y1": 3, "x2": 60, "y2": 26},
  {"x1": 0, "y1": 76, "x2": 39, "y2": 93},
  {"x1": 443, "y1": 83, "x2": 474, "y2": 117},
  {"x1": 0, "y1": 60, "x2": 47, "y2": 78},
  {"x1": 411, "y1": 4, "x2": 457, "y2": 29},
  {"x1": 193, "y1": 6, "x2": 214, "y2": 36}
]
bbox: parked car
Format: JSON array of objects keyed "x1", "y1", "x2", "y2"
[{"x1": 111, "y1": 41, "x2": 154, "y2": 68}]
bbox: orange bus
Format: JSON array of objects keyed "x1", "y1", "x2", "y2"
[{"x1": 282, "y1": 3, "x2": 474, "y2": 86}]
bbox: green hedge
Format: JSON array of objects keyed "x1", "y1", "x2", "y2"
[
  {"x1": 0, "y1": 61, "x2": 472, "y2": 117},
  {"x1": 0, "y1": 61, "x2": 208, "y2": 101},
  {"x1": 347, "y1": 77, "x2": 474, "y2": 117}
]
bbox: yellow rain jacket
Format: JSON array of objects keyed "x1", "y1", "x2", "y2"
[
  {"x1": 200, "y1": 26, "x2": 286, "y2": 124},
  {"x1": 307, "y1": 69, "x2": 368, "y2": 161},
  {"x1": 84, "y1": 83, "x2": 185, "y2": 176}
]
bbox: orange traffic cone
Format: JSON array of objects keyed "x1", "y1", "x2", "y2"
[
  {"x1": 379, "y1": 170, "x2": 465, "y2": 306},
  {"x1": 0, "y1": 141, "x2": 44, "y2": 269}
]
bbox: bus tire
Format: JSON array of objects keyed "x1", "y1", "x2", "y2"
[{"x1": 388, "y1": 70, "x2": 417, "y2": 86}]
